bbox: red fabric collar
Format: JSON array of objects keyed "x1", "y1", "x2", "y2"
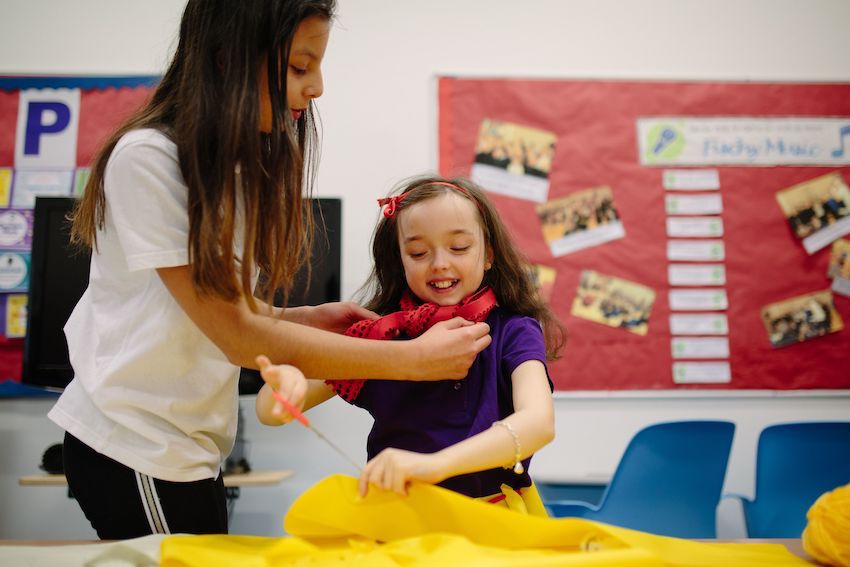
[{"x1": 328, "y1": 287, "x2": 497, "y2": 402}]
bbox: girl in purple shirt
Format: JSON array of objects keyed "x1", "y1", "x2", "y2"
[{"x1": 257, "y1": 176, "x2": 566, "y2": 514}]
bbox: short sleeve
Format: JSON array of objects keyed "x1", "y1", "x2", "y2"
[
  {"x1": 105, "y1": 130, "x2": 190, "y2": 271},
  {"x1": 500, "y1": 316, "x2": 553, "y2": 391}
]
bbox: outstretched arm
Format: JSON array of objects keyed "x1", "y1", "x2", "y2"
[
  {"x1": 157, "y1": 265, "x2": 491, "y2": 381},
  {"x1": 274, "y1": 301, "x2": 378, "y2": 334},
  {"x1": 358, "y1": 359, "x2": 555, "y2": 496}
]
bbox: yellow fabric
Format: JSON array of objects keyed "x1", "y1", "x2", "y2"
[
  {"x1": 160, "y1": 533, "x2": 659, "y2": 566},
  {"x1": 476, "y1": 482, "x2": 549, "y2": 517},
  {"x1": 160, "y1": 474, "x2": 813, "y2": 567},
  {"x1": 803, "y1": 482, "x2": 850, "y2": 567}
]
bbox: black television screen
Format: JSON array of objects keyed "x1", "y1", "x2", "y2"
[
  {"x1": 22, "y1": 197, "x2": 90, "y2": 390},
  {"x1": 22, "y1": 196, "x2": 342, "y2": 391}
]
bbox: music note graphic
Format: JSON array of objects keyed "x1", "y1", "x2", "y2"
[
  {"x1": 652, "y1": 128, "x2": 677, "y2": 155},
  {"x1": 832, "y1": 124, "x2": 850, "y2": 158}
]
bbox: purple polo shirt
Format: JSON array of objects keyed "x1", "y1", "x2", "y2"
[{"x1": 350, "y1": 307, "x2": 551, "y2": 498}]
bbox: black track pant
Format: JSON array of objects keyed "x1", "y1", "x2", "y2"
[{"x1": 63, "y1": 432, "x2": 228, "y2": 540}]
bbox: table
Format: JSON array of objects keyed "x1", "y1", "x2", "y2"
[
  {"x1": 19, "y1": 470, "x2": 294, "y2": 518},
  {"x1": 713, "y1": 539, "x2": 814, "y2": 562},
  {"x1": 18, "y1": 470, "x2": 293, "y2": 488},
  {"x1": 0, "y1": 537, "x2": 821, "y2": 565}
]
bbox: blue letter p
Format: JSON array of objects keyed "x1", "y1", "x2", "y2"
[{"x1": 24, "y1": 101, "x2": 72, "y2": 155}]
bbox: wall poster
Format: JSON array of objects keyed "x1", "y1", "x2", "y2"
[
  {"x1": 0, "y1": 76, "x2": 158, "y2": 382},
  {"x1": 438, "y1": 77, "x2": 850, "y2": 391}
]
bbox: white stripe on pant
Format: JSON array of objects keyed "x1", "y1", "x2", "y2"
[{"x1": 135, "y1": 471, "x2": 171, "y2": 534}]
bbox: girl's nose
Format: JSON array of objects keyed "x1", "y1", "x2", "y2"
[
  {"x1": 305, "y1": 72, "x2": 324, "y2": 99},
  {"x1": 431, "y1": 249, "x2": 450, "y2": 270}
]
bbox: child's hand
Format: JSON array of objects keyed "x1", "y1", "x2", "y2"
[
  {"x1": 256, "y1": 354, "x2": 307, "y2": 424},
  {"x1": 304, "y1": 302, "x2": 379, "y2": 334},
  {"x1": 358, "y1": 448, "x2": 446, "y2": 497}
]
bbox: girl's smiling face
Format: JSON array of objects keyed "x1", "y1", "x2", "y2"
[{"x1": 397, "y1": 192, "x2": 492, "y2": 306}]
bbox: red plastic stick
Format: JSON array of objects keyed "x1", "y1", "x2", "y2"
[
  {"x1": 269, "y1": 389, "x2": 363, "y2": 472},
  {"x1": 271, "y1": 390, "x2": 310, "y2": 427}
]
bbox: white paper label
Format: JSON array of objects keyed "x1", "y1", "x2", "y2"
[
  {"x1": 667, "y1": 240, "x2": 725, "y2": 262},
  {"x1": 673, "y1": 362, "x2": 732, "y2": 384},
  {"x1": 802, "y1": 216, "x2": 850, "y2": 255},
  {"x1": 663, "y1": 169, "x2": 720, "y2": 190},
  {"x1": 669, "y1": 313, "x2": 729, "y2": 335},
  {"x1": 471, "y1": 162, "x2": 550, "y2": 203},
  {"x1": 666, "y1": 217, "x2": 724, "y2": 237},
  {"x1": 671, "y1": 337, "x2": 730, "y2": 359},
  {"x1": 666, "y1": 194, "x2": 723, "y2": 215},
  {"x1": 638, "y1": 117, "x2": 850, "y2": 166},
  {"x1": 669, "y1": 289, "x2": 729, "y2": 311},
  {"x1": 668, "y1": 264, "x2": 726, "y2": 286},
  {"x1": 548, "y1": 221, "x2": 626, "y2": 258}
]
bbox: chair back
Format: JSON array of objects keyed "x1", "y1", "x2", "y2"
[
  {"x1": 591, "y1": 420, "x2": 735, "y2": 538},
  {"x1": 746, "y1": 421, "x2": 850, "y2": 538}
]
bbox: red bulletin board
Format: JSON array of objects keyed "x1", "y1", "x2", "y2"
[{"x1": 438, "y1": 77, "x2": 850, "y2": 391}]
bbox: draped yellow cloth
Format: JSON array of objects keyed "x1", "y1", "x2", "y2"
[{"x1": 160, "y1": 474, "x2": 812, "y2": 567}]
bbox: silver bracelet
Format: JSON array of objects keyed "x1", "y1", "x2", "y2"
[{"x1": 492, "y1": 420, "x2": 524, "y2": 474}]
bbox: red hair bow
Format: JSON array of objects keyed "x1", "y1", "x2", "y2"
[{"x1": 377, "y1": 195, "x2": 406, "y2": 218}]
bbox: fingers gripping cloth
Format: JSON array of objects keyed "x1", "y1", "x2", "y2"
[{"x1": 327, "y1": 287, "x2": 497, "y2": 402}]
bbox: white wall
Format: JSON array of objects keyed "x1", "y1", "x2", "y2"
[{"x1": 2, "y1": 0, "x2": 850, "y2": 540}]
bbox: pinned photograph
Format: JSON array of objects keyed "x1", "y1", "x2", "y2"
[
  {"x1": 775, "y1": 171, "x2": 850, "y2": 254},
  {"x1": 761, "y1": 290, "x2": 844, "y2": 349},
  {"x1": 571, "y1": 270, "x2": 655, "y2": 336},
  {"x1": 827, "y1": 238, "x2": 850, "y2": 297},
  {"x1": 470, "y1": 119, "x2": 556, "y2": 203},
  {"x1": 526, "y1": 263, "x2": 557, "y2": 304},
  {"x1": 537, "y1": 186, "x2": 625, "y2": 257}
]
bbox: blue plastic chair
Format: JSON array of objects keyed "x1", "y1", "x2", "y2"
[
  {"x1": 546, "y1": 420, "x2": 735, "y2": 538},
  {"x1": 724, "y1": 421, "x2": 850, "y2": 538}
]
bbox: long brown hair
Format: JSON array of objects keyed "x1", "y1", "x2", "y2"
[
  {"x1": 71, "y1": 0, "x2": 336, "y2": 310},
  {"x1": 358, "y1": 175, "x2": 567, "y2": 360}
]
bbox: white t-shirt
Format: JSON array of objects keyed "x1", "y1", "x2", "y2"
[{"x1": 49, "y1": 128, "x2": 242, "y2": 482}]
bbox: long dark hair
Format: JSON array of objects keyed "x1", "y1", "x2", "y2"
[
  {"x1": 71, "y1": 0, "x2": 336, "y2": 310},
  {"x1": 358, "y1": 175, "x2": 567, "y2": 360}
]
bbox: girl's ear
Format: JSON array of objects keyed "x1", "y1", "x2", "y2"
[{"x1": 485, "y1": 247, "x2": 494, "y2": 270}]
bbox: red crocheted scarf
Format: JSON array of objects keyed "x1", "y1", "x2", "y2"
[{"x1": 327, "y1": 287, "x2": 497, "y2": 402}]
